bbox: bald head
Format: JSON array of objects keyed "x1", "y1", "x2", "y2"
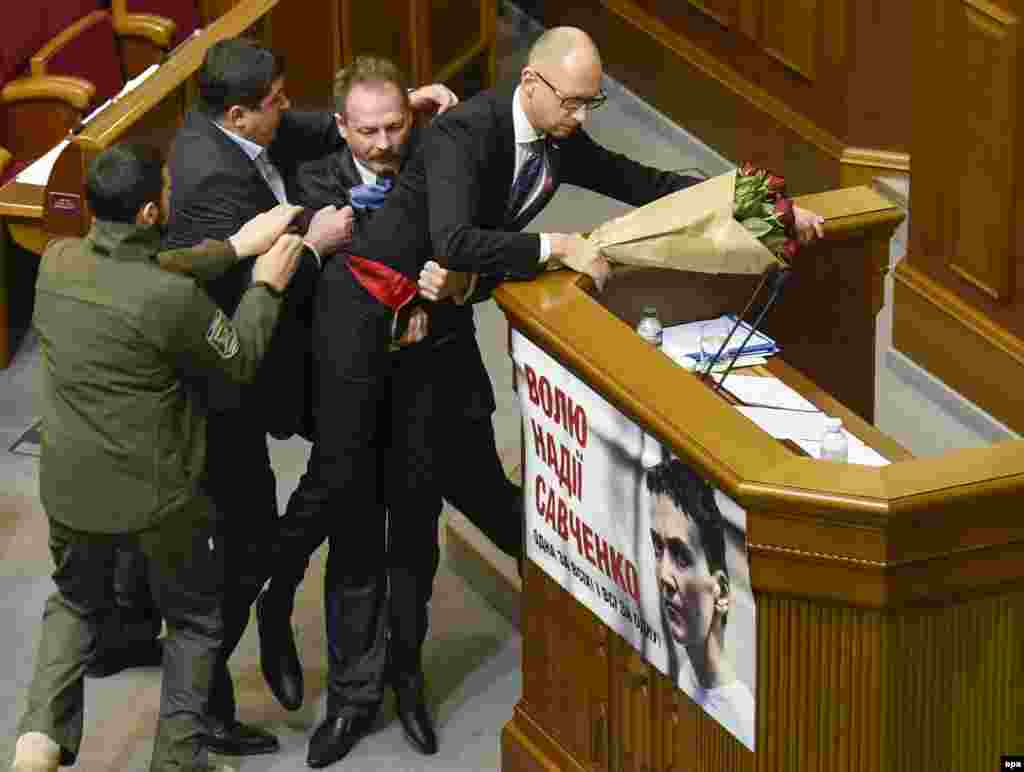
[
  {"x1": 520, "y1": 27, "x2": 605, "y2": 138},
  {"x1": 527, "y1": 27, "x2": 603, "y2": 74}
]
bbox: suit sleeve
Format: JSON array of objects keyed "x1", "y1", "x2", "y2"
[
  {"x1": 167, "y1": 280, "x2": 283, "y2": 385},
  {"x1": 424, "y1": 117, "x2": 543, "y2": 280},
  {"x1": 166, "y1": 166, "x2": 255, "y2": 248},
  {"x1": 559, "y1": 129, "x2": 700, "y2": 205},
  {"x1": 271, "y1": 111, "x2": 345, "y2": 164}
]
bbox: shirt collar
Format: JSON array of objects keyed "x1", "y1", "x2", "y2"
[
  {"x1": 512, "y1": 86, "x2": 544, "y2": 146},
  {"x1": 213, "y1": 120, "x2": 266, "y2": 161},
  {"x1": 352, "y1": 155, "x2": 378, "y2": 186}
]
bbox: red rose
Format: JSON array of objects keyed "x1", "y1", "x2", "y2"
[
  {"x1": 782, "y1": 238, "x2": 799, "y2": 261},
  {"x1": 766, "y1": 174, "x2": 786, "y2": 195},
  {"x1": 774, "y1": 197, "x2": 796, "y2": 231},
  {"x1": 739, "y1": 162, "x2": 760, "y2": 177}
]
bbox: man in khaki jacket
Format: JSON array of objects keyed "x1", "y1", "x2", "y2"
[{"x1": 10, "y1": 143, "x2": 309, "y2": 772}]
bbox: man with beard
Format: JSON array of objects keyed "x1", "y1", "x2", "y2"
[
  {"x1": 258, "y1": 56, "x2": 522, "y2": 761},
  {"x1": 646, "y1": 458, "x2": 755, "y2": 749},
  {"x1": 159, "y1": 37, "x2": 455, "y2": 758}
]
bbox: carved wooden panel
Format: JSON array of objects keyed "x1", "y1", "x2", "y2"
[
  {"x1": 759, "y1": 0, "x2": 819, "y2": 80},
  {"x1": 888, "y1": 589, "x2": 1024, "y2": 769},
  {"x1": 949, "y1": 1, "x2": 1017, "y2": 300},
  {"x1": 609, "y1": 638, "x2": 655, "y2": 772},
  {"x1": 520, "y1": 562, "x2": 610, "y2": 770}
]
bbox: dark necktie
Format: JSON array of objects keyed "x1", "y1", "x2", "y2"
[{"x1": 507, "y1": 138, "x2": 546, "y2": 222}]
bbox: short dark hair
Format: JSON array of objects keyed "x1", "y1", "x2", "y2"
[
  {"x1": 86, "y1": 143, "x2": 164, "y2": 222},
  {"x1": 333, "y1": 55, "x2": 409, "y2": 117},
  {"x1": 646, "y1": 458, "x2": 728, "y2": 578},
  {"x1": 198, "y1": 37, "x2": 285, "y2": 116}
]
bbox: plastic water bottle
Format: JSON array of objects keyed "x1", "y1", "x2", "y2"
[
  {"x1": 820, "y1": 416, "x2": 848, "y2": 462},
  {"x1": 637, "y1": 305, "x2": 663, "y2": 348}
]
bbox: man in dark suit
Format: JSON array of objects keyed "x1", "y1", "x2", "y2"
[
  {"x1": 160, "y1": 37, "x2": 456, "y2": 759},
  {"x1": 261, "y1": 26, "x2": 826, "y2": 764},
  {"x1": 259, "y1": 56, "x2": 515, "y2": 764}
]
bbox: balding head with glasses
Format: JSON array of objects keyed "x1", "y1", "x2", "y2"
[{"x1": 520, "y1": 27, "x2": 608, "y2": 139}]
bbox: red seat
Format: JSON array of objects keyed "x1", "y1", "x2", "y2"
[{"x1": 32, "y1": 10, "x2": 125, "y2": 104}]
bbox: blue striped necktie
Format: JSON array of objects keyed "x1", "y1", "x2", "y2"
[{"x1": 507, "y1": 138, "x2": 546, "y2": 222}]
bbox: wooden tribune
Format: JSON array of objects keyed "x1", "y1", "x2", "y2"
[{"x1": 495, "y1": 187, "x2": 1024, "y2": 771}]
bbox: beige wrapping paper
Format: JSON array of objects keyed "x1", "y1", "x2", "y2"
[{"x1": 585, "y1": 170, "x2": 783, "y2": 275}]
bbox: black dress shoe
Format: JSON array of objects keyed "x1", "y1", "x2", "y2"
[
  {"x1": 256, "y1": 588, "x2": 304, "y2": 711},
  {"x1": 203, "y1": 719, "x2": 279, "y2": 756},
  {"x1": 85, "y1": 640, "x2": 163, "y2": 678},
  {"x1": 306, "y1": 711, "x2": 377, "y2": 769},
  {"x1": 393, "y1": 672, "x2": 438, "y2": 755}
]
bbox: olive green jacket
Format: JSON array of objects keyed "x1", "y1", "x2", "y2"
[{"x1": 33, "y1": 220, "x2": 281, "y2": 533}]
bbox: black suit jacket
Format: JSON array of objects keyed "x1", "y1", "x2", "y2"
[
  {"x1": 164, "y1": 109, "x2": 344, "y2": 435},
  {"x1": 287, "y1": 126, "x2": 499, "y2": 419},
  {"x1": 345, "y1": 81, "x2": 699, "y2": 283}
]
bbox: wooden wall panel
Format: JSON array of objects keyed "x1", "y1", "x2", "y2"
[
  {"x1": 759, "y1": 0, "x2": 819, "y2": 81},
  {"x1": 686, "y1": 0, "x2": 737, "y2": 29},
  {"x1": 343, "y1": 0, "x2": 415, "y2": 79},
  {"x1": 950, "y1": 3, "x2": 1017, "y2": 300},
  {"x1": 898, "y1": 0, "x2": 1024, "y2": 430}
]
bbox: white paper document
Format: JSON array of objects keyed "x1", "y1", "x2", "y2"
[
  {"x1": 15, "y1": 139, "x2": 70, "y2": 186},
  {"x1": 720, "y1": 374, "x2": 820, "y2": 412},
  {"x1": 735, "y1": 406, "x2": 826, "y2": 441},
  {"x1": 735, "y1": 406, "x2": 891, "y2": 466},
  {"x1": 794, "y1": 437, "x2": 891, "y2": 466}
]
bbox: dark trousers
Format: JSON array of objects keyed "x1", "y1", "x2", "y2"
[
  {"x1": 93, "y1": 546, "x2": 163, "y2": 658},
  {"x1": 271, "y1": 262, "x2": 440, "y2": 713},
  {"x1": 202, "y1": 407, "x2": 280, "y2": 725},
  {"x1": 18, "y1": 500, "x2": 223, "y2": 772}
]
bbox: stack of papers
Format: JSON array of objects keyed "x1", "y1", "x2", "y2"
[{"x1": 662, "y1": 314, "x2": 779, "y2": 368}]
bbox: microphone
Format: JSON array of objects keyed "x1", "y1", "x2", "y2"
[
  {"x1": 699, "y1": 264, "x2": 778, "y2": 378},
  {"x1": 710, "y1": 265, "x2": 791, "y2": 392}
]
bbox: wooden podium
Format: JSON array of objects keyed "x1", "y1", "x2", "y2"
[{"x1": 494, "y1": 187, "x2": 1024, "y2": 770}]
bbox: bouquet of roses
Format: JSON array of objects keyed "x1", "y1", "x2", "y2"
[
  {"x1": 732, "y1": 162, "x2": 799, "y2": 263},
  {"x1": 582, "y1": 167, "x2": 787, "y2": 277}
]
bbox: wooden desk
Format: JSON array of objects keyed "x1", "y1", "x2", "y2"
[{"x1": 495, "y1": 188, "x2": 1024, "y2": 771}]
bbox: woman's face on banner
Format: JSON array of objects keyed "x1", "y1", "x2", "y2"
[{"x1": 651, "y1": 494, "x2": 718, "y2": 648}]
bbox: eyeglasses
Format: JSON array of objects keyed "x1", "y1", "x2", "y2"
[{"x1": 532, "y1": 70, "x2": 607, "y2": 113}]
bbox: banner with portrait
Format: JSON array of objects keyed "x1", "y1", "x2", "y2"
[{"x1": 512, "y1": 330, "x2": 757, "y2": 751}]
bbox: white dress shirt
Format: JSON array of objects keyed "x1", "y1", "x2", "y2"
[
  {"x1": 214, "y1": 121, "x2": 290, "y2": 205},
  {"x1": 512, "y1": 86, "x2": 551, "y2": 261}
]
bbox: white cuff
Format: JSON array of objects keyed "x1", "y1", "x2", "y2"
[
  {"x1": 302, "y1": 240, "x2": 322, "y2": 268},
  {"x1": 538, "y1": 234, "x2": 552, "y2": 263}
]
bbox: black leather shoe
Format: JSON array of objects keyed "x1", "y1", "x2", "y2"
[
  {"x1": 85, "y1": 639, "x2": 163, "y2": 678},
  {"x1": 203, "y1": 719, "x2": 279, "y2": 756},
  {"x1": 393, "y1": 672, "x2": 438, "y2": 755},
  {"x1": 306, "y1": 711, "x2": 376, "y2": 768},
  {"x1": 256, "y1": 587, "x2": 303, "y2": 711}
]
